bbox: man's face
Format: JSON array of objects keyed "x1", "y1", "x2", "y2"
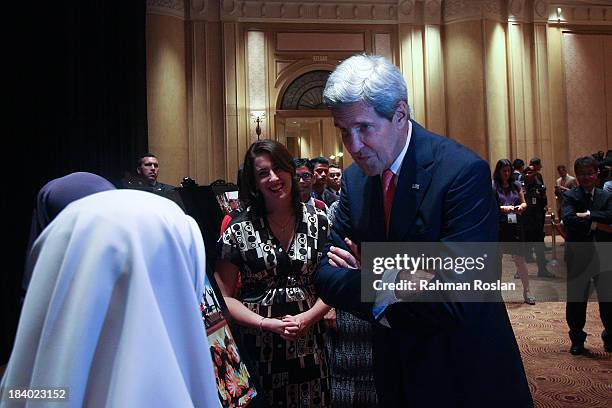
[
  {"x1": 575, "y1": 166, "x2": 598, "y2": 191},
  {"x1": 331, "y1": 101, "x2": 408, "y2": 176},
  {"x1": 533, "y1": 163, "x2": 542, "y2": 172},
  {"x1": 524, "y1": 166, "x2": 537, "y2": 184},
  {"x1": 137, "y1": 156, "x2": 159, "y2": 184},
  {"x1": 295, "y1": 165, "x2": 314, "y2": 202},
  {"x1": 328, "y1": 167, "x2": 342, "y2": 190},
  {"x1": 557, "y1": 166, "x2": 567, "y2": 177},
  {"x1": 313, "y1": 163, "x2": 329, "y2": 189}
]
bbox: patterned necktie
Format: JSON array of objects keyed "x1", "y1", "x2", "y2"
[{"x1": 382, "y1": 169, "x2": 396, "y2": 237}]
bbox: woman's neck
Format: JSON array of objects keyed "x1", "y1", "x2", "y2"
[{"x1": 265, "y1": 199, "x2": 293, "y2": 218}]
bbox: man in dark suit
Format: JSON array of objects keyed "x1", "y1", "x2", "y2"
[
  {"x1": 561, "y1": 156, "x2": 612, "y2": 355},
  {"x1": 314, "y1": 55, "x2": 532, "y2": 407}
]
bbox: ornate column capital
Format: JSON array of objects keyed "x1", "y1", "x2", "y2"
[
  {"x1": 443, "y1": 0, "x2": 505, "y2": 24},
  {"x1": 147, "y1": 0, "x2": 186, "y2": 20},
  {"x1": 424, "y1": 0, "x2": 442, "y2": 25},
  {"x1": 533, "y1": 0, "x2": 549, "y2": 23},
  {"x1": 508, "y1": 0, "x2": 529, "y2": 23},
  {"x1": 220, "y1": 1, "x2": 398, "y2": 24},
  {"x1": 190, "y1": 0, "x2": 221, "y2": 21},
  {"x1": 398, "y1": 0, "x2": 418, "y2": 24}
]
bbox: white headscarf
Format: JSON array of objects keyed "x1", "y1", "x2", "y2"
[{"x1": 2, "y1": 190, "x2": 218, "y2": 408}]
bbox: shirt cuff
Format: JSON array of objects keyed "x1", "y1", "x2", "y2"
[
  {"x1": 373, "y1": 268, "x2": 400, "y2": 321},
  {"x1": 378, "y1": 315, "x2": 391, "y2": 328},
  {"x1": 591, "y1": 221, "x2": 598, "y2": 231}
]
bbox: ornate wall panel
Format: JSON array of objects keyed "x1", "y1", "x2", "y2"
[
  {"x1": 276, "y1": 32, "x2": 365, "y2": 51},
  {"x1": 147, "y1": 0, "x2": 186, "y2": 19},
  {"x1": 443, "y1": 0, "x2": 505, "y2": 24},
  {"x1": 247, "y1": 30, "x2": 268, "y2": 142},
  {"x1": 220, "y1": 0, "x2": 398, "y2": 24},
  {"x1": 146, "y1": 14, "x2": 189, "y2": 185},
  {"x1": 444, "y1": 20, "x2": 487, "y2": 158}
]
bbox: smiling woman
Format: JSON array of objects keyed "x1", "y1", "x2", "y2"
[{"x1": 214, "y1": 139, "x2": 333, "y2": 407}]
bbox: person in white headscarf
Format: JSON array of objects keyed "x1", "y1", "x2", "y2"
[{"x1": 1, "y1": 190, "x2": 218, "y2": 408}]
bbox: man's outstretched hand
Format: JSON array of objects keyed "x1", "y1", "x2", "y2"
[{"x1": 328, "y1": 237, "x2": 361, "y2": 269}]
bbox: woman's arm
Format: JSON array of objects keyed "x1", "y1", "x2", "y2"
[
  {"x1": 282, "y1": 298, "x2": 331, "y2": 339},
  {"x1": 215, "y1": 260, "x2": 297, "y2": 336},
  {"x1": 516, "y1": 188, "x2": 527, "y2": 213}
]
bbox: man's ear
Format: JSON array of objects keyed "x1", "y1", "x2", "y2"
[
  {"x1": 136, "y1": 167, "x2": 142, "y2": 175},
  {"x1": 393, "y1": 100, "x2": 409, "y2": 127}
]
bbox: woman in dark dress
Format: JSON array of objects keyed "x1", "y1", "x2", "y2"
[
  {"x1": 324, "y1": 200, "x2": 378, "y2": 407},
  {"x1": 215, "y1": 140, "x2": 332, "y2": 407},
  {"x1": 493, "y1": 159, "x2": 534, "y2": 304}
]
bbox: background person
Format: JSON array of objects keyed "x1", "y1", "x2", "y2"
[
  {"x1": 327, "y1": 164, "x2": 342, "y2": 199},
  {"x1": 561, "y1": 156, "x2": 612, "y2": 355},
  {"x1": 2, "y1": 190, "x2": 219, "y2": 407},
  {"x1": 294, "y1": 157, "x2": 328, "y2": 211},
  {"x1": 513, "y1": 158, "x2": 525, "y2": 184},
  {"x1": 555, "y1": 164, "x2": 578, "y2": 211},
  {"x1": 493, "y1": 159, "x2": 534, "y2": 304},
  {"x1": 131, "y1": 153, "x2": 175, "y2": 192},
  {"x1": 523, "y1": 165, "x2": 555, "y2": 278},
  {"x1": 311, "y1": 156, "x2": 338, "y2": 206},
  {"x1": 324, "y1": 201, "x2": 377, "y2": 408}
]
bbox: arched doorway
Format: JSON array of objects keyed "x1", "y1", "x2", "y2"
[{"x1": 276, "y1": 70, "x2": 350, "y2": 168}]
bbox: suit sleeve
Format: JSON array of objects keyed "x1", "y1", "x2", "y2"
[
  {"x1": 313, "y1": 171, "x2": 374, "y2": 321},
  {"x1": 561, "y1": 190, "x2": 592, "y2": 237},
  {"x1": 441, "y1": 159, "x2": 499, "y2": 243},
  {"x1": 589, "y1": 193, "x2": 612, "y2": 223},
  {"x1": 384, "y1": 158, "x2": 499, "y2": 331}
]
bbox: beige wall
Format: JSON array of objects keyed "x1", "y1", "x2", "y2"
[
  {"x1": 563, "y1": 33, "x2": 612, "y2": 161},
  {"x1": 146, "y1": 14, "x2": 188, "y2": 186},
  {"x1": 146, "y1": 0, "x2": 612, "y2": 195},
  {"x1": 444, "y1": 21, "x2": 487, "y2": 158}
]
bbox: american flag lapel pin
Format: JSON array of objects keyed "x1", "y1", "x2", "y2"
[{"x1": 412, "y1": 184, "x2": 420, "y2": 190}]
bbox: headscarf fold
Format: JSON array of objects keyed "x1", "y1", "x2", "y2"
[
  {"x1": 4, "y1": 190, "x2": 218, "y2": 408},
  {"x1": 23, "y1": 172, "x2": 116, "y2": 290}
]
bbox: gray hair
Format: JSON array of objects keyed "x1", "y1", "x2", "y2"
[{"x1": 323, "y1": 54, "x2": 410, "y2": 121}]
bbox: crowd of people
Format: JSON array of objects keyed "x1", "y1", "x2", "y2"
[
  {"x1": 3, "y1": 54, "x2": 610, "y2": 407},
  {"x1": 494, "y1": 154, "x2": 611, "y2": 354}
]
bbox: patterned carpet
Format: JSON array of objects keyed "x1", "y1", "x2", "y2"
[
  {"x1": 507, "y1": 302, "x2": 611, "y2": 407},
  {"x1": 502, "y1": 237, "x2": 611, "y2": 407}
]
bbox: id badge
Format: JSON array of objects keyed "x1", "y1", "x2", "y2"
[
  {"x1": 532, "y1": 197, "x2": 537, "y2": 205},
  {"x1": 507, "y1": 213, "x2": 517, "y2": 224}
]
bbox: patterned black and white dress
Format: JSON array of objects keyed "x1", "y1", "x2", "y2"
[{"x1": 219, "y1": 203, "x2": 331, "y2": 407}]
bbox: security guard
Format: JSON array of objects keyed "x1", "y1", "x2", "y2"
[{"x1": 523, "y1": 165, "x2": 555, "y2": 277}]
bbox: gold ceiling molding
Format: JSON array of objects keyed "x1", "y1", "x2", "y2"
[
  {"x1": 549, "y1": 2, "x2": 612, "y2": 25},
  {"x1": 146, "y1": 0, "x2": 610, "y2": 26},
  {"x1": 507, "y1": 0, "x2": 529, "y2": 23},
  {"x1": 442, "y1": 0, "x2": 505, "y2": 24},
  {"x1": 146, "y1": 0, "x2": 186, "y2": 19},
  {"x1": 397, "y1": 0, "x2": 443, "y2": 24},
  {"x1": 219, "y1": 0, "x2": 399, "y2": 24}
]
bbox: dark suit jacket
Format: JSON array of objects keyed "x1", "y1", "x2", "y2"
[
  {"x1": 314, "y1": 121, "x2": 533, "y2": 407},
  {"x1": 561, "y1": 187, "x2": 612, "y2": 284},
  {"x1": 561, "y1": 187, "x2": 612, "y2": 243}
]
